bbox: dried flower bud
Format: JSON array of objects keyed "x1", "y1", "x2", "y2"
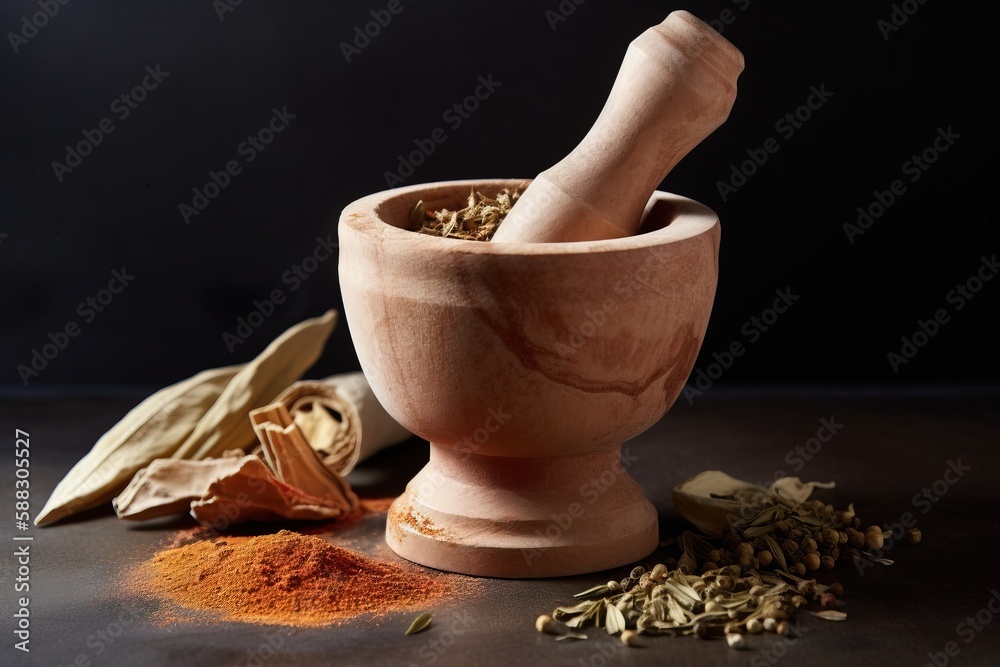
[
  {"x1": 865, "y1": 526, "x2": 884, "y2": 550},
  {"x1": 906, "y1": 528, "x2": 922, "y2": 544},
  {"x1": 791, "y1": 595, "x2": 809, "y2": 609},
  {"x1": 716, "y1": 575, "x2": 734, "y2": 591},
  {"x1": 705, "y1": 600, "x2": 722, "y2": 613},
  {"x1": 746, "y1": 618, "x2": 764, "y2": 634},
  {"x1": 763, "y1": 618, "x2": 777, "y2": 632},
  {"x1": 736, "y1": 542, "x2": 754, "y2": 557},
  {"x1": 621, "y1": 630, "x2": 640, "y2": 647},
  {"x1": 706, "y1": 549, "x2": 722, "y2": 563},
  {"x1": 535, "y1": 615, "x2": 554, "y2": 634},
  {"x1": 775, "y1": 621, "x2": 790, "y2": 637},
  {"x1": 650, "y1": 563, "x2": 667, "y2": 581},
  {"x1": 726, "y1": 632, "x2": 746, "y2": 649}
]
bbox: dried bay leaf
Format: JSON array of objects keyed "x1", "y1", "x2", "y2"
[
  {"x1": 174, "y1": 310, "x2": 338, "y2": 460},
  {"x1": 35, "y1": 311, "x2": 337, "y2": 526},
  {"x1": 34, "y1": 364, "x2": 241, "y2": 526}
]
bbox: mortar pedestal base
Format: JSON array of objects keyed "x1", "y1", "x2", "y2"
[{"x1": 386, "y1": 444, "x2": 658, "y2": 578}]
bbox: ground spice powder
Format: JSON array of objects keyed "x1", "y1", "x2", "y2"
[{"x1": 141, "y1": 530, "x2": 451, "y2": 626}]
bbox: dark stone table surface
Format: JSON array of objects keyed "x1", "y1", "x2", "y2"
[{"x1": 2, "y1": 386, "x2": 998, "y2": 666}]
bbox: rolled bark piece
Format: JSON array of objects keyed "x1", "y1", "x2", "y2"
[
  {"x1": 34, "y1": 310, "x2": 338, "y2": 526},
  {"x1": 114, "y1": 414, "x2": 358, "y2": 525},
  {"x1": 112, "y1": 454, "x2": 248, "y2": 521},
  {"x1": 255, "y1": 372, "x2": 412, "y2": 475}
]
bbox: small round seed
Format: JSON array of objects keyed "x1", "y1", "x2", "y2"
[
  {"x1": 775, "y1": 621, "x2": 790, "y2": 637},
  {"x1": 906, "y1": 528, "x2": 922, "y2": 544},
  {"x1": 621, "y1": 630, "x2": 640, "y2": 647},
  {"x1": 865, "y1": 526, "x2": 884, "y2": 550},
  {"x1": 535, "y1": 615, "x2": 554, "y2": 634},
  {"x1": 746, "y1": 618, "x2": 764, "y2": 634},
  {"x1": 800, "y1": 537, "x2": 818, "y2": 552},
  {"x1": 763, "y1": 618, "x2": 777, "y2": 632},
  {"x1": 821, "y1": 555, "x2": 836, "y2": 569},
  {"x1": 756, "y1": 550, "x2": 773, "y2": 568},
  {"x1": 803, "y1": 552, "x2": 821, "y2": 571},
  {"x1": 828, "y1": 582, "x2": 844, "y2": 597},
  {"x1": 793, "y1": 562, "x2": 807, "y2": 577},
  {"x1": 726, "y1": 632, "x2": 746, "y2": 649}
]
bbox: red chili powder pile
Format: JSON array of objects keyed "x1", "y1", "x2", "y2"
[{"x1": 138, "y1": 530, "x2": 452, "y2": 626}]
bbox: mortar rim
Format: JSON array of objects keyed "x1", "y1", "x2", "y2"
[{"x1": 339, "y1": 178, "x2": 719, "y2": 255}]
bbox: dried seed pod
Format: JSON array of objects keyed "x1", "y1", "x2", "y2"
[
  {"x1": 702, "y1": 561, "x2": 718, "y2": 573},
  {"x1": 865, "y1": 526, "x2": 884, "y2": 550},
  {"x1": 736, "y1": 542, "x2": 754, "y2": 557},
  {"x1": 838, "y1": 531, "x2": 849, "y2": 544},
  {"x1": 782, "y1": 539, "x2": 799, "y2": 556},
  {"x1": 793, "y1": 562, "x2": 807, "y2": 577},
  {"x1": 706, "y1": 549, "x2": 722, "y2": 563},
  {"x1": 800, "y1": 537, "x2": 818, "y2": 552},
  {"x1": 716, "y1": 575, "x2": 734, "y2": 591},
  {"x1": 620, "y1": 577, "x2": 633, "y2": 592},
  {"x1": 906, "y1": 528, "x2": 922, "y2": 544},
  {"x1": 791, "y1": 595, "x2": 809, "y2": 609},
  {"x1": 846, "y1": 528, "x2": 865, "y2": 548},
  {"x1": 630, "y1": 566, "x2": 646, "y2": 580},
  {"x1": 650, "y1": 563, "x2": 668, "y2": 581},
  {"x1": 756, "y1": 550, "x2": 773, "y2": 568},
  {"x1": 823, "y1": 528, "x2": 840, "y2": 545}
]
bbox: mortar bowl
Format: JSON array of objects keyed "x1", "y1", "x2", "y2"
[{"x1": 339, "y1": 179, "x2": 719, "y2": 577}]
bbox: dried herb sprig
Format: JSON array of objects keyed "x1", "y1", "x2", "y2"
[{"x1": 408, "y1": 186, "x2": 525, "y2": 241}]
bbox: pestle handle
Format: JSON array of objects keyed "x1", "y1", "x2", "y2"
[{"x1": 492, "y1": 11, "x2": 744, "y2": 243}]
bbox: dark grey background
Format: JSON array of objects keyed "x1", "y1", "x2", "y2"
[{"x1": 0, "y1": 0, "x2": 995, "y2": 390}]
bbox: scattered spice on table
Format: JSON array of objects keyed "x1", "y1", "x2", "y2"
[
  {"x1": 536, "y1": 473, "x2": 921, "y2": 650},
  {"x1": 133, "y1": 530, "x2": 455, "y2": 627}
]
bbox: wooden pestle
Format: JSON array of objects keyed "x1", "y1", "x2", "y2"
[{"x1": 491, "y1": 11, "x2": 744, "y2": 244}]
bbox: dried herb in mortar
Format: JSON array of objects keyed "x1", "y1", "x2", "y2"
[{"x1": 408, "y1": 186, "x2": 525, "y2": 241}]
